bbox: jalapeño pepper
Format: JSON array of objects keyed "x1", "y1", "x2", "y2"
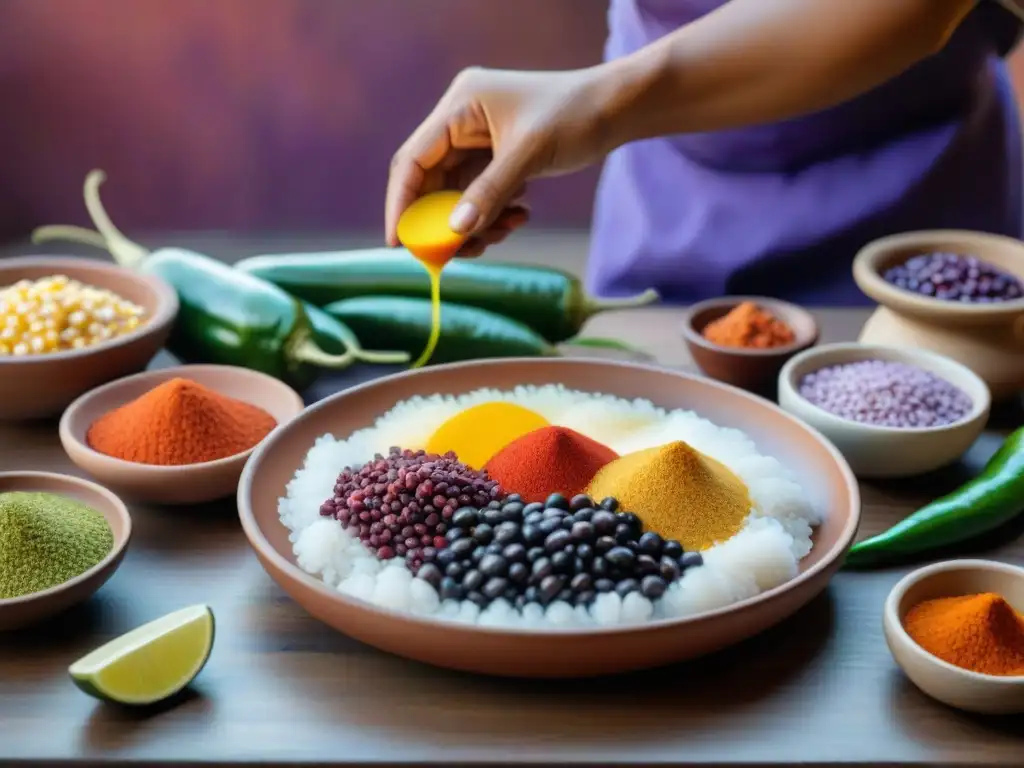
[
  {"x1": 845, "y1": 426, "x2": 1024, "y2": 568},
  {"x1": 31, "y1": 171, "x2": 408, "y2": 389}
]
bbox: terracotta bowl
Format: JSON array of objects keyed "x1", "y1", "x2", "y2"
[
  {"x1": 884, "y1": 559, "x2": 1024, "y2": 715},
  {"x1": 60, "y1": 364, "x2": 305, "y2": 505},
  {"x1": 238, "y1": 358, "x2": 860, "y2": 678},
  {"x1": 853, "y1": 230, "x2": 1024, "y2": 401},
  {"x1": 682, "y1": 296, "x2": 819, "y2": 390},
  {"x1": 0, "y1": 471, "x2": 131, "y2": 631},
  {"x1": 778, "y1": 343, "x2": 990, "y2": 479},
  {"x1": 0, "y1": 255, "x2": 178, "y2": 421}
]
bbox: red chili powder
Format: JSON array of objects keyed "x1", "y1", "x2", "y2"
[{"x1": 483, "y1": 426, "x2": 618, "y2": 503}]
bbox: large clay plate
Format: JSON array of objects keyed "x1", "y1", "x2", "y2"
[{"x1": 238, "y1": 358, "x2": 860, "y2": 678}]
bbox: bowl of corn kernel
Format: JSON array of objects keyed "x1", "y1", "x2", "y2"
[{"x1": 0, "y1": 255, "x2": 177, "y2": 420}]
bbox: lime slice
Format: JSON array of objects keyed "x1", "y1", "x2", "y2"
[{"x1": 69, "y1": 604, "x2": 214, "y2": 706}]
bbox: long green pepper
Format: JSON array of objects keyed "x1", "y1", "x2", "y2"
[{"x1": 844, "y1": 426, "x2": 1024, "y2": 568}]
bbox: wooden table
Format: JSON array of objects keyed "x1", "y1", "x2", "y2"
[{"x1": 2, "y1": 297, "x2": 1024, "y2": 766}]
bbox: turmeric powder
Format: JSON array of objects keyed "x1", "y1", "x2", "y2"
[
  {"x1": 702, "y1": 301, "x2": 795, "y2": 349},
  {"x1": 902, "y1": 592, "x2": 1024, "y2": 676},
  {"x1": 585, "y1": 441, "x2": 751, "y2": 551},
  {"x1": 86, "y1": 377, "x2": 277, "y2": 465}
]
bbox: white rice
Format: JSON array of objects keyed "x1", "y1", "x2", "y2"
[{"x1": 278, "y1": 385, "x2": 822, "y2": 629}]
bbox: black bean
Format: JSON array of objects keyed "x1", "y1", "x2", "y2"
[
  {"x1": 504, "y1": 586, "x2": 519, "y2": 603},
  {"x1": 576, "y1": 543, "x2": 594, "y2": 562},
  {"x1": 570, "y1": 494, "x2": 594, "y2": 511},
  {"x1": 619, "y1": 512, "x2": 642, "y2": 530},
  {"x1": 417, "y1": 563, "x2": 443, "y2": 588},
  {"x1": 544, "y1": 493, "x2": 569, "y2": 510},
  {"x1": 523, "y1": 502, "x2": 545, "y2": 517},
  {"x1": 570, "y1": 573, "x2": 593, "y2": 592},
  {"x1": 638, "y1": 531, "x2": 664, "y2": 557},
  {"x1": 599, "y1": 497, "x2": 619, "y2": 511},
  {"x1": 522, "y1": 524, "x2": 545, "y2": 546},
  {"x1": 662, "y1": 540, "x2": 684, "y2": 560},
  {"x1": 626, "y1": 541, "x2": 639, "y2": 553},
  {"x1": 551, "y1": 550, "x2": 573, "y2": 573},
  {"x1": 505, "y1": 493, "x2": 522, "y2": 504},
  {"x1": 591, "y1": 556, "x2": 610, "y2": 578},
  {"x1": 436, "y1": 548, "x2": 457, "y2": 568},
  {"x1": 595, "y1": 535, "x2": 616, "y2": 554},
  {"x1": 557, "y1": 588, "x2": 574, "y2": 603},
  {"x1": 560, "y1": 516, "x2": 575, "y2": 531},
  {"x1": 487, "y1": 500, "x2": 502, "y2": 510},
  {"x1": 575, "y1": 590, "x2": 596, "y2": 607},
  {"x1": 451, "y1": 508, "x2": 478, "y2": 528},
  {"x1": 538, "y1": 517, "x2": 562, "y2": 536},
  {"x1": 524, "y1": 511, "x2": 545, "y2": 526},
  {"x1": 444, "y1": 562, "x2": 466, "y2": 579},
  {"x1": 514, "y1": 594, "x2": 527, "y2": 610},
  {"x1": 594, "y1": 578, "x2": 615, "y2": 593},
  {"x1": 450, "y1": 538, "x2": 475, "y2": 558},
  {"x1": 614, "y1": 524, "x2": 633, "y2": 544},
  {"x1": 592, "y1": 511, "x2": 618, "y2": 535},
  {"x1": 572, "y1": 507, "x2": 595, "y2": 523},
  {"x1": 473, "y1": 523, "x2": 494, "y2": 545},
  {"x1": 640, "y1": 575, "x2": 666, "y2": 599},
  {"x1": 471, "y1": 547, "x2": 486, "y2": 564},
  {"x1": 482, "y1": 509, "x2": 503, "y2": 526},
  {"x1": 466, "y1": 590, "x2": 488, "y2": 608},
  {"x1": 462, "y1": 568, "x2": 485, "y2": 592},
  {"x1": 483, "y1": 577, "x2": 509, "y2": 600},
  {"x1": 571, "y1": 521, "x2": 596, "y2": 543},
  {"x1": 494, "y1": 522, "x2": 521, "y2": 545},
  {"x1": 544, "y1": 529, "x2": 572, "y2": 553},
  {"x1": 606, "y1": 546, "x2": 637, "y2": 569},
  {"x1": 446, "y1": 527, "x2": 465, "y2": 542},
  {"x1": 615, "y1": 578, "x2": 640, "y2": 597},
  {"x1": 532, "y1": 557, "x2": 554, "y2": 581},
  {"x1": 538, "y1": 575, "x2": 565, "y2": 604},
  {"x1": 500, "y1": 502, "x2": 524, "y2": 522},
  {"x1": 524, "y1": 585, "x2": 540, "y2": 605},
  {"x1": 527, "y1": 546, "x2": 545, "y2": 562},
  {"x1": 636, "y1": 554, "x2": 660, "y2": 576},
  {"x1": 660, "y1": 556, "x2": 681, "y2": 582},
  {"x1": 479, "y1": 553, "x2": 508, "y2": 578},
  {"x1": 440, "y1": 577, "x2": 463, "y2": 600},
  {"x1": 503, "y1": 543, "x2": 527, "y2": 563},
  {"x1": 509, "y1": 562, "x2": 529, "y2": 584},
  {"x1": 680, "y1": 551, "x2": 704, "y2": 570},
  {"x1": 543, "y1": 507, "x2": 569, "y2": 519}
]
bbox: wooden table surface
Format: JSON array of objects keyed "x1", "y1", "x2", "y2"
[{"x1": 2, "y1": 242, "x2": 1024, "y2": 765}]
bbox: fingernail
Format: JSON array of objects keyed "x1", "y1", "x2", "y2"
[{"x1": 449, "y1": 201, "x2": 480, "y2": 234}]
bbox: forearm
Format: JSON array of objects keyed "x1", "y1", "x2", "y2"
[{"x1": 595, "y1": 0, "x2": 977, "y2": 148}]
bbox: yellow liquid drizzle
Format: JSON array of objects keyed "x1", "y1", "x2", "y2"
[{"x1": 412, "y1": 262, "x2": 443, "y2": 369}]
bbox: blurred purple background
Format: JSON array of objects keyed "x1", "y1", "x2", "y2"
[{"x1": 0, "y1": 0, "x2": 607, "y2": 240}]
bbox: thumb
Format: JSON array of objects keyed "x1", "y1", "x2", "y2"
[{"x1": 449, "y1": 145, "x2": 535, "y2": 236}]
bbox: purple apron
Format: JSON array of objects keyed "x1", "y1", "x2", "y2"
[{"x1": 586, "y1": 0, "x2": 1024, "y2": 304}]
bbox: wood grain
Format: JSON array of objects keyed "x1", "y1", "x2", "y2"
[{"x1": 1, "y1": 248, "x2": 1024, "y2": 764}]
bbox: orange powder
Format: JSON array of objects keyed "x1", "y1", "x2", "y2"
[
  {"x1": 702, "y1": 301, "x2": 795, "y2": 349},
  {"x1": 86, "y1": 378, "x2": 277, "y2": 465}
]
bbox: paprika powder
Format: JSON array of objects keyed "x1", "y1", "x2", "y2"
[
  {"x1": 702, "y1": 301, "x2": 795, "y2": 349},
  {"x1": 86, "y1": 377, "x2": 277, "y2": 465}
]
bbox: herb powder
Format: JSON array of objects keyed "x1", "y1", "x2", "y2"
[{"x1": 0, "y1": 491, "x2": 114, "y2": 599}]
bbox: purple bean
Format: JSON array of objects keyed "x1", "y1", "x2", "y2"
[{"x1": 883, "y1": 252, "x2": 1023, "y2": 303}]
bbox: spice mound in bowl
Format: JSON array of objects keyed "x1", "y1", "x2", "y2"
[
  {"x1": 60, "y1": 364, "x2": 305, "y2": 505},
  {"x1": 682, "y1": 296, "x2": 818, "y2": 391},
  {"x1": 778, "y1": 342, "x2": 990, "y2": 479}
]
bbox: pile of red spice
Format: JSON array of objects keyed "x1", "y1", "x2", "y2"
[
  {"x1": 483, "y1": 426, "x2": 617, "y2": 503},
  {"x1": 85, "y1": 377, "x2": 277, "y2": 465},
  {"x1": 702, "y1": 301, "x2": 796, "y2": 349}
]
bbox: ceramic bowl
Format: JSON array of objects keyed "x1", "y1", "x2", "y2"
[
  {"x1": 60, "y1": 364, "x2": 305, "y2": 505},
  {"x1": 884, "y1": 559, "x2": 1024, "y2": 715},
  {"x1": 0, "y1": 471, "x2": 131, "y2": 631},
  {"x1": 238, "y1": 357, "x2": 860, "y2": 678},
  {"x1": 682, "y1": 296, "x2": 819, "y2": 390},
  {"x1": 853, "y1": 230, "x2": 1024, "y2": 401},
  {"x1": 0, "y1": 255, "x2": 178, "y2": 421},
  {"x1": 778, "y1": 343, "x2": 990, "y2": 479}
]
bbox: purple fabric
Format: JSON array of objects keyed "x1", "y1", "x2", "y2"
[{"x1": 586, "y1": 1, "x2": 1024, "y2": 305}]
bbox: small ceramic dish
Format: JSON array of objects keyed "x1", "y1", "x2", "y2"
[
  {"x1": 682, "y1": 296, "x2": 819, "y2": 390},
  {"x1": 0, "y1": 255, "x2": 178, "y2": 421},
  {"x1": 0, "y1": 471, "x2": 131, "y2": 631},
  {"x1": 777, "y1": 343, "x2": 990, "y2": 479},
  {"x1": 59, "y1": 364, "x2": 305, "y2": 505},
  {"x1": 884, "y1": 559, "x2": 1024, "y2": 715},
  {"x1": 853, "y1": 230, "x2": 1024, "y2": 401}
]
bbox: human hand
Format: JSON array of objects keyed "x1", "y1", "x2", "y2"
[{"x1": 385, "y1": 66, "x2": 611, "y2": 258}]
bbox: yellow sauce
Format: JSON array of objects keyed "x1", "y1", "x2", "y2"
[
  {"x1": 426, "y1": 401, "x2": 549, "y2": 469},
  {"x1": 395, "y1": 190, "x2": 468, "y2": 368}
]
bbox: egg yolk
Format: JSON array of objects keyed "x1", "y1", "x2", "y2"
[
  {"x1": 426, "y1": 401, "x2": 549, "y2": 470},
  {"x1": 396, "y1": 190, "x2": 467, "y2": 269}
]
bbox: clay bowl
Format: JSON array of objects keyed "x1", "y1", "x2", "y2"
[
  {"x1": 0, "y1": 471, "x2": 131, "y2": 631},
  {"x1": 0, "y1": 255, "x2": 178, "y2": 421},
  {"x1": 853, "y1": 230, "x2": 1024, "y2": 401},
  {"x1": 884, "y1": 559, "x2": 1024, "y2": 715},
  {"x1": 238, "y1": 357, "x2": 860, "y2": 678},
  {"x1": 60, "y1": 364, "x2": 305, "y2": 505},
  {"x1": 778, "y1": 343, "x2": 990, "y2": 479},
  {"x1": 682, "y1": 296, "x2": 819, "y2": 391}
]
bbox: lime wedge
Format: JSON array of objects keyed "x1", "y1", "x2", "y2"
[{"x1": 69, "y1": 604, "x2": 214, "y2": 706}]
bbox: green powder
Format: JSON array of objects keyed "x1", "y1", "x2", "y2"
[{"x1": 0, "y1": 491, "x2": 114, "y2": 599}]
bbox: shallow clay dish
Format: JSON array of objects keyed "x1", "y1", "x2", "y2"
[
  {"x1": 0, "y1": 471, "x2": 131, "y2": 631},
  {"x1": 853, "y1": 230, "x2": 1024, "y2": 401},
  {"x1": 60, "y1": 365, "x2": 305, "y2": 505},
  {"x1": 884, "y1": 559, "x2": 1024, "y2": 715},
  {"x1": 682, "y1": 296, "x2": 819, "y2": 390},
  {"x1": 778, "y1": 343, "x2": 990, "y2": 479},
  {"x1": 0, "y1": 255, "x2": 178, "y2": 420},
  {"x1": 238, "y1": 358, "x2": 860, "y2": 678}
]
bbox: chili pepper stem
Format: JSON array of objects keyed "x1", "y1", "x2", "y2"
[
  {"x1": 291, "y1": 339, "x2": 408, "y2": 368},
  {"x1": 579, "y1": 288, "x2": 660, "y2": 318},
  {"x1": 31, "y1": 225, "x2": 109, "y2": 251}
]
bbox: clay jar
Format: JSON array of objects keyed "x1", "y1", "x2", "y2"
[{"x1": 854, "y1": 230, "x2": 1024, "y2": 402}]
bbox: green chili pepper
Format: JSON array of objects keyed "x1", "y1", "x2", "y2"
[
  {"x1": 844, "y1": 426, "x2": 1024, "y2": 569},
  {"x1": 31, "y1": 171, "x2": 409, "y2": 390},
  {"x1": 234, "y1": 250, "x2": 660, "y2": 343},
  {"x1": 323, "y1": 296, "x2": 558, "y2": 364}
]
